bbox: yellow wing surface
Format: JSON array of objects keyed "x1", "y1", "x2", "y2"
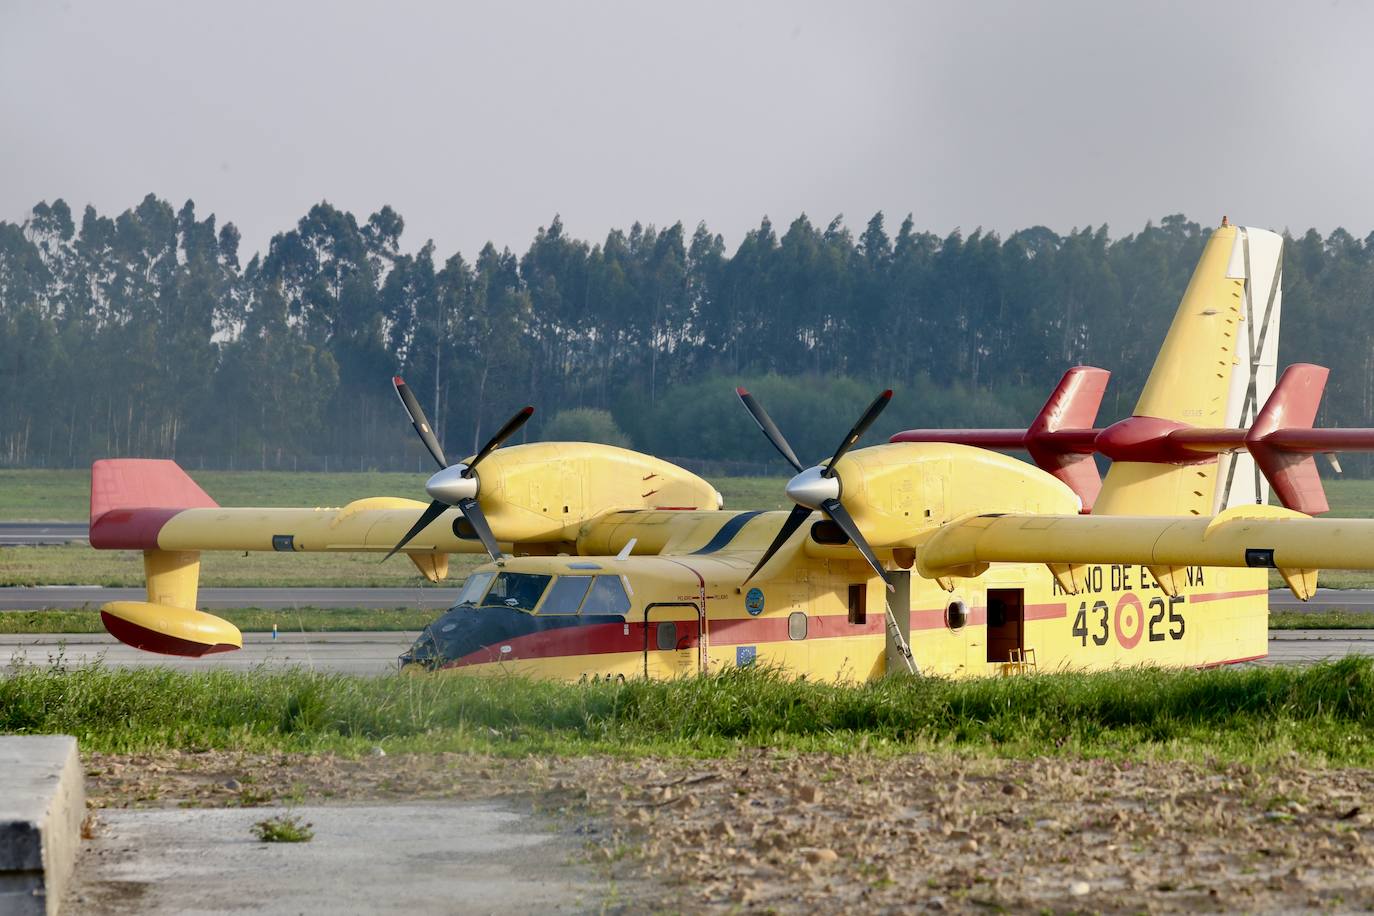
[{"x1": 916, "y1": 503, "x2": 1359, "y2": 599}]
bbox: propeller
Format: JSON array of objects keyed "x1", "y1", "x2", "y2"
[
  {"x1": 386, "y1": 376, "x2": 533, "y2": 561},
  {"x1": 736, "y1": 386, "x2": 894, "y2": 591}
]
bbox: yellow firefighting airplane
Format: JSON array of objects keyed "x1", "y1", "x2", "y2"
[{"x1": 88, "y1": 221, "x2": 1374, "y2": 681}]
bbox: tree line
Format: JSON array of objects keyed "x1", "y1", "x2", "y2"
[{"x1": 2, "y1": 195, "x2": 1372, "y2": 473}]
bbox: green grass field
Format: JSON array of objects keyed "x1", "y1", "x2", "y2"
[{"x1": 6, "y1": 659, "x2": 1374, "y2": 765}]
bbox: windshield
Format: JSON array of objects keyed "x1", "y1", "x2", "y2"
[
  {"x1": 453, "y1": 571, "x2": 495, "y2": 607},
  {"x1": 483, "y1": 572, "x2": 552, "y2": 612}
]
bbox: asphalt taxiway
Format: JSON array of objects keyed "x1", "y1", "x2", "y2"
[
  {"x1": 0, "y1": 521, "x2": 88, "y2": 545},
  {"x1": 0, "y1": 586, "x2": 462, "y2": 611}
]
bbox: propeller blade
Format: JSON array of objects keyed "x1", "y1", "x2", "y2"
[
  {"x1": 466, "y1": 406, "x2": 535, "y2": 475},
  {"x1": 736, "y1": 387, "x2": 805, "y2": 473},
  {"x1": 385, "y1": 499, "x2": 449, "y2": 560},
  {"x1": 393, "y1": 377, "x2": 448, "y2": 470},
  {"x1": 822, "y1": 389, "x2": 893, "y2": 478},
  {"x1": 743, "y1": 504, "x2": 812, "y2": 585},
  {"x1": 457, "y1": 496, "x2": 503, "y2": 561},
  {"x1": 820, "y1": 497, "x2": 894, "y2": 592}
]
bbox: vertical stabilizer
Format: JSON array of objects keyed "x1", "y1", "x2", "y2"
[
  {"x1": 1095, "y1": 224, "x2": 1246, "y2": 515},
  {"x1": 1213, "y1": 227, "x2": 1284, "y2": 511}
]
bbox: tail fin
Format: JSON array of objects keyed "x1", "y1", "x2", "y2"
[
  {"x1": 1024, "y1": 366, "x2": 1110, "y2": 511},
  {"x1": 1213, "y1": 226, "x2": 1285, "y2": 511},
  {"x1": 1096, "y1": 223, "x2": 1282, "y2": 515},
  {"x1": 1248, "y1": 364, "x2": 1328, "y2": 514}
]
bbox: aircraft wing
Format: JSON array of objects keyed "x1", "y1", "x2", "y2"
[{"x1": 916, "y1": 503, "x2": 1373, "y2": 599}]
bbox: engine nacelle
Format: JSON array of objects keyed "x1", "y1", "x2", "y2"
[
  {"x1": 470, "y1": 442, "x2": 723, "y2": 544},
  {"x1": 829, "y1": 442, "x2": 1082, "y2": 549}
]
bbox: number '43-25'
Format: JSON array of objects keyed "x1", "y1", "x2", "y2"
[{"x1": 1072, "y1": 595, "x2": 1184, "y2": 648}]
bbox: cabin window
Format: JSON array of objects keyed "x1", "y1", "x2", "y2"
[
  {"x1": 453, "y1": 571, "x2": 494, "y2": 607},
  {"x1": 656, "y1": 621, "x2": 678, "y2": 651},
  {"x1": 848, "y1": 584, "x2": 867, "y2": 625},
  {"x1": 581, "y1": 576, "x2": 632, "y2": 615},
  {"x1": 483, "y1": 572, "x2": 552, "y2": 612},
  {"x1": 541, "y1": 576, "x2": 593, "y2": 614},
  {"x1": 946, "y1": 600, "x2": 968, "y2": 630},
  {"x1": 788, "y1": 611, "x2": 808, "y2": 641}
]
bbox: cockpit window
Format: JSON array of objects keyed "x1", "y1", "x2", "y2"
[
  {"x1": 454, "y1": 571, "x2": 495, "y2": 607},
  {"x1": 541, "y1": 575, "x2": 593, "y2": 614},
  {"x1": 581, "y1": 575, "x2": 632, "y2": 615},
  {"x1": 484, "y1": 572, "x2": 552, "y2": 612}
]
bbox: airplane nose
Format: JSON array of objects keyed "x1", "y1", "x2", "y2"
[
  {"x1": 425, "y1": 464, "x2": 479, "y2": 504},
  {"x1": 784, "y1": 466, "x2": 840, "y2": 509}
]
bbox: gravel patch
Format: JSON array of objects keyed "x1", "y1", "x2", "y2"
[{"x1": 84, "y1": 750, "x2": 1374, "y2": 912}]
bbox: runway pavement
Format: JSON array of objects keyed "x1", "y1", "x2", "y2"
[
  {"x1": 0, "y1": 521, "x2": 88, "y2": 545},
  {"x1": 3, "y1": 628, "x2": 1372, "y2": 675},
  {"x1": 1, "y1": 631, "x2": 417, "y2": 676},
  {"x1": 0, "y1": 586, "x2": 462, "y2": 610}
]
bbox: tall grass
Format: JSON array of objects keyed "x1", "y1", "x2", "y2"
[{"x1": 5, "y1": 659, "x2": 1374, "y2": 763}]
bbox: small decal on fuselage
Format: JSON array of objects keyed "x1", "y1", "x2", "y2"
[
  {"x1": 736, "y1": 645, "x2": 757, "y2": 667},
  {"x1": 745, "y1": 587, "x2": 765, "y2": 616}
]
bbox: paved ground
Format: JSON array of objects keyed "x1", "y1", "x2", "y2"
[
  {"x1": 66, "y1": 801, "x2": 603, "y2": 914},
  {"x1": 1, "y1": 631, "x2": 417, "y2": 676},
  {"x1": 4, "y1": 629, "x2": 1374, "y2": 675},
  {"x1": 1270, "y1": 587, "x2": 1374, "y2": 611},
  {"x1": 0, "y1": 586, "x2": 461, "y2": 611},
  {"x1": 0, "y1": 521, "x2": 88, "y2": 545}
]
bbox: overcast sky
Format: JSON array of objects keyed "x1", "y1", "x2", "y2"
[{"x1": 3, "y1": 0, "x2": 1371, "y2": 260}]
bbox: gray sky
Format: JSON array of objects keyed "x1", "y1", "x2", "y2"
[{"x1": 3, "y1": 0, "x2": 1371, "y2": 260}]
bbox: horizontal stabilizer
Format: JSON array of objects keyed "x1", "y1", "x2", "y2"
[{"x1": 892, "y1": 366, "x2": 1108, "y2": 510}]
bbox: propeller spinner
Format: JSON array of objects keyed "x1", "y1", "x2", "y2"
[
  {"x1": 387, "y1": 376, "x2": 533, "y2": 561},
  {"x1": 737, "y1": 387, "x2": 895, "y2": 591}
]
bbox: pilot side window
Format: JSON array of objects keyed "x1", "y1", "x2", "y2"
[
  {"x1": 581, "y1": 576, "x2": 632, "y2": 616},
  {"x1": 484, "y1": 572, "x2": 552, "y2": 612},
  {"x1": 453, "y1": 571, "x2": 494, "y2": 607},
  {"x1": 541, "y1": 576, "x2": 594, "y2": 614},
  {"x1": 848, "y1": 584, "x2": 867, "y2": 625}
]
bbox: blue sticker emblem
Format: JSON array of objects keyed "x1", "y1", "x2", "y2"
[
  {"x1": 736, "y1": 645, "x2": 757, "y2": 667},
  {"x1": 745, "y1": 587, "x2": 765, "y2": 617}
]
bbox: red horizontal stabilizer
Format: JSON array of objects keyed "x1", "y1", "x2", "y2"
[
  {"x1": 891, "y1": 367, "x2": 1110, "y2": 511},
  {"x1": 1025, "y1": 367, "x2": 1110, "y2": 510},
  {"x1": 1248, "y1": 364, "x2": 1330, "y2": 514},
  {"x1": 89, "y1": 459, "x2": 219, "y2": 549}
]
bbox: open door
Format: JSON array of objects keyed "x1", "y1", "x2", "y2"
[
  {"x1": 644, "y1": 602, "x2": 700, "y2": 679},
  {"x1": 986, "y1": 588, "x2": 1024, "y2": 664}
]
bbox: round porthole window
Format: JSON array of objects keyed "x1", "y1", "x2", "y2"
[{"x1": 945, "y1": 600, "x2": 969, "y2": 631}]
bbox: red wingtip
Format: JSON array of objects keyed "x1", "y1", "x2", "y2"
[
  {"x1": 392, "y1": 376, "x2": 405, "y2": 387},
  {"x1": 881, "y1": 389, "x2": 893, "y2": 398},
  {"x1": 521, "y1": 406, "x2": 535, "y2": 416},
  {"x1": 736, "y1": 387, "x2": 749, "y2": 397}
]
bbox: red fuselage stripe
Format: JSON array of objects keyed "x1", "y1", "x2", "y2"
[{"x1": 1188, "y1": 588, "x2": 1268, "y2": 604}]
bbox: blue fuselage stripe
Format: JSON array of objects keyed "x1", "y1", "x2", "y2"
[{"x1": 690, "y1": 511, "x2": 763, "y2": 555}]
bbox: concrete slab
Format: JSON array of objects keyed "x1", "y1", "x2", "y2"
[
  {"x1": 0, "y1": 736, "x2": 86, "y2": 916},
  {"x1": 67, "y1": 801, "x2": 606, "y2": 914}
]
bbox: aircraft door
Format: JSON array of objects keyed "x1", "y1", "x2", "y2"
[
  {"x1": 644, "y1": 602, "x2": 700, "y2": 679},
  {"x1": 986, "y1": 588, "x2": 1025, "y2": 665}
]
